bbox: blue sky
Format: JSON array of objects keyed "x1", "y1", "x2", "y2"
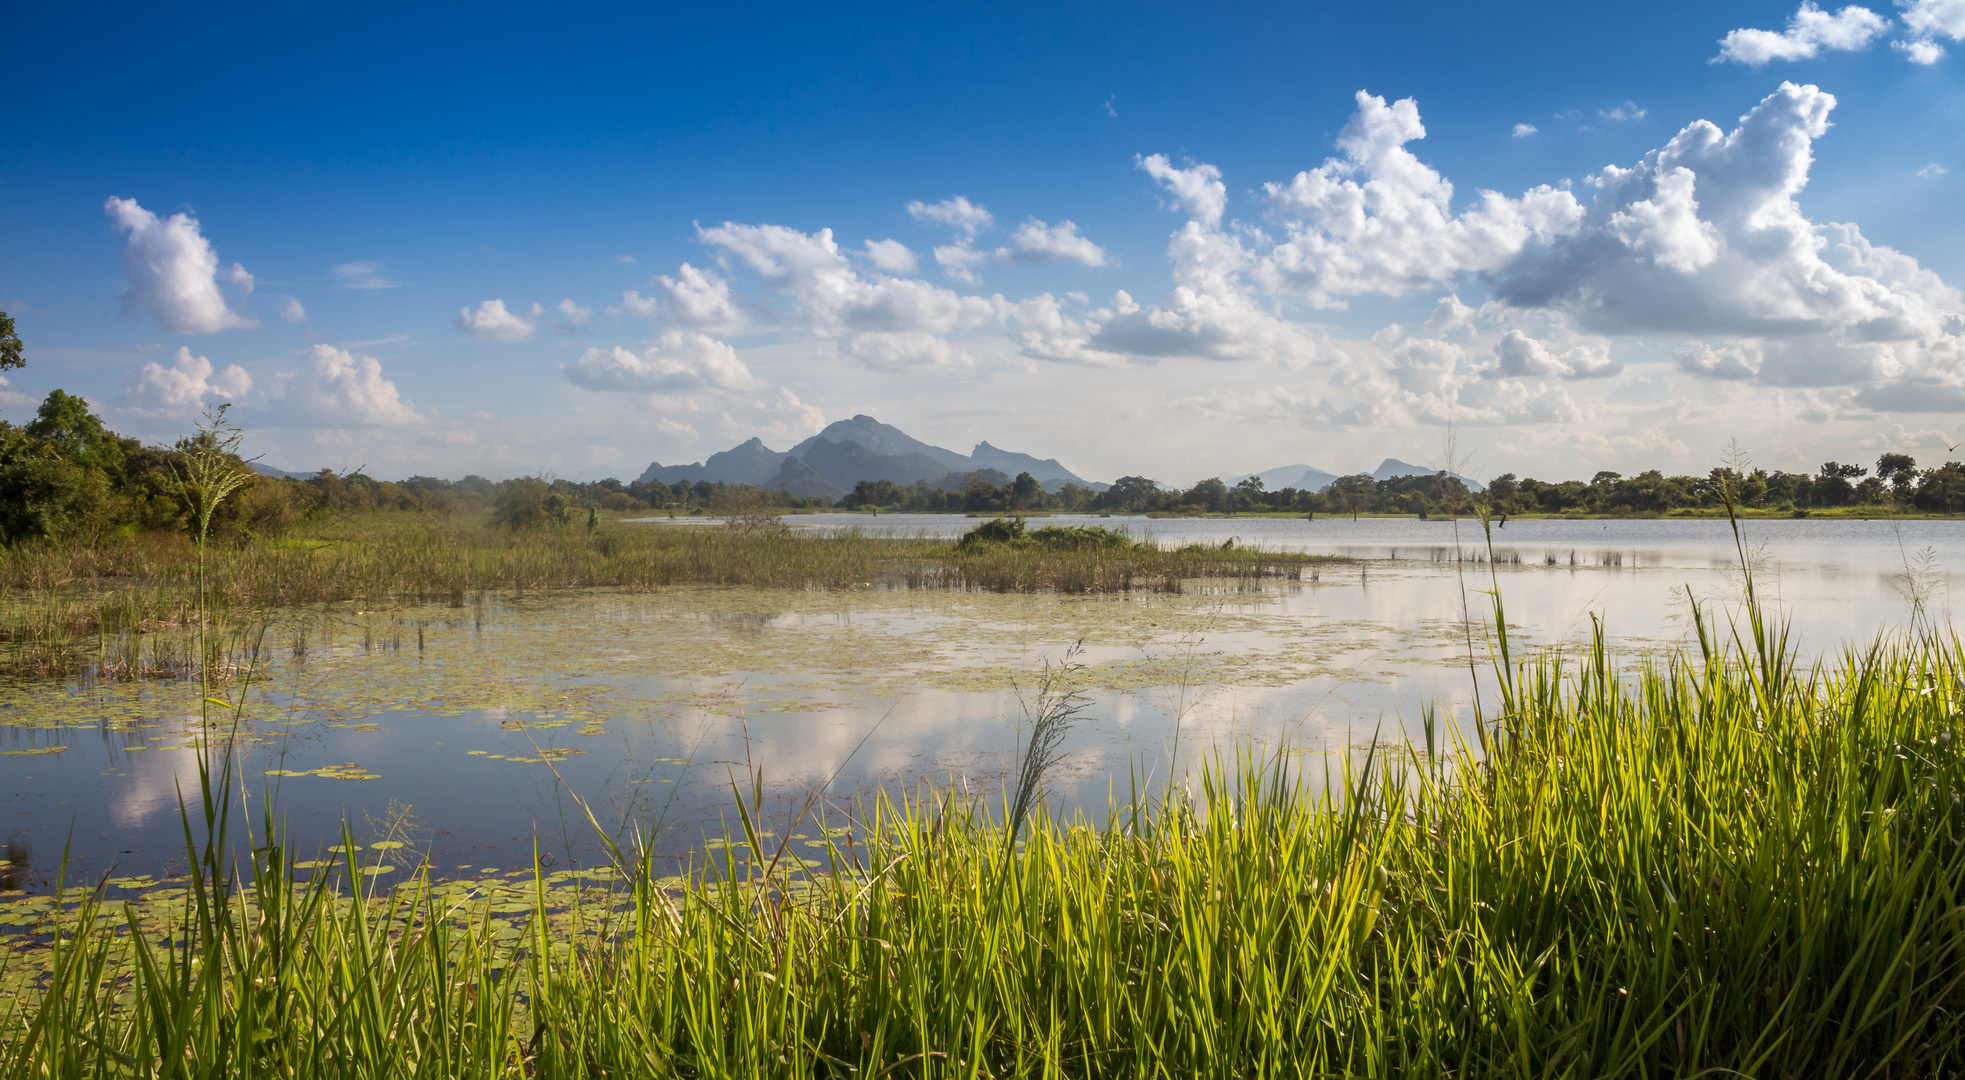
[{"x1": 4, "y1": 0, "x2": 1963, "y2": 483}]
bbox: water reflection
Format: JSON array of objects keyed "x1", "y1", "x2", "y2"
[
  {"x1": 0, "y1": 838, "x2": 28, "y2": 891},
  {"x1": 0, "y1": 517, "x2": 1956, "y2": 883}
]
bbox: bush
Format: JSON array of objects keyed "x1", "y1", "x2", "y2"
[
  {"x1": 494, "y1": 477, "x2": 572, "y2": 529},
  {"x1": 957, "y1": 518, "x2": 1139, "y2": 552},
  {"x1": 956, "y1": 516, "x2": 1027, "y2": 548},
  {"x1": 1027, "y1": 524, "x2": 1136, "y2": 550}
]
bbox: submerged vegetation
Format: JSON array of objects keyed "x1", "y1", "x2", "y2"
[
  {"x1": 0, "y1": 515, "x2": 1326, "y2": 678},
  {"x1": 7, "y1": 591, "x2": 1965, "y2": 1075}
]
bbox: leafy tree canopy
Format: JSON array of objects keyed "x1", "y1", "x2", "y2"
[{"x1": 0, "y1": 312, "x2": 22, "y2": 371}]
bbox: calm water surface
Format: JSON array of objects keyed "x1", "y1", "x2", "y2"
[{"x1": 0, "y1": 516, "x2": 1957, "y2": 888}]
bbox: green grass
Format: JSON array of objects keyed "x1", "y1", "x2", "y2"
[{"x1": 5, "y1": 595, "x2": 1965, "y2": 1077}]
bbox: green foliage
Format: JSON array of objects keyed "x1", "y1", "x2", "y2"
[
  {"x1": 493, "y1": 477, "x2": 572, "y2": 530},
  {"x1": 956, "y1": 515, "x2": 1027, "y2": 547},
  {"x1": 1914, "y1": 462, "x2": 1965, "y2": 512},
  {"x1": 0, "y1": 311, "x2": 22, "y2": 370},
  {"x1": 1026, "y1": 524, "x2": 1135, "y2": 550},
  {"x1": 171, "y1": 404, "x2": 254, "y2": 547},
  {"x1": 839, "y1": 472, "x2": 1099, "y2": 513},
  {"x1": 958, "y1": 518, "x2": 1139, "y2": 552},
  {"x1": 0, "y1": 390, "x2": 189, "y2": 544}
]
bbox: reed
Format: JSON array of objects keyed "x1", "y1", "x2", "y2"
[{"x1": 4, "y1": 591, "x2": 1964, "y2": 1076}]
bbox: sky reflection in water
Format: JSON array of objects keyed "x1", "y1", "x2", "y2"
[{"x1": 0, "y1": 517, "x2": 1958, "y2": 887}]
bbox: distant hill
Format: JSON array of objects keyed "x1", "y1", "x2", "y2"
[
  {"x1": 969, "y1": 441, "x2": 1086, "y2": 485},
  {"x1": 636, "y1": 460, "x2": 712, "y2": 485},
  {"x1": 637, "y1": 437, "x2": 786, "y2": 485},
  {"x1": 1223, "y1": 463, "x2": 1340, "y2": 493},
  {"x1": 702, "y1": 437, "x2": 789, "y2": 485},
  {"x1": 790, "y1": 415, "x2": 969, "y2": 471},
  {"x1": 765, "y1": 456, "x2": 847, "y2": 500},
  {"x1": 637, "y1": 415, "x2": 1097, "y2": 496},
  {"x1": 250, "y1": 462, "x2": 315, "y2": 480},
  {"x1": 800, "y1": 439, "x2": 950, "y2": 489},
  {"x1": 1370, "y1": 457, "x2": 1485, "y2": 493}
]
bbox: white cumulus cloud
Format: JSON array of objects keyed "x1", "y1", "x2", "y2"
[
  {"x1": 927, "y1": 220, "x2": 1109, "y2": 282},
  {"x1": 1488, "y1": 329, "x2": 1622, "y2": 380},
  {"x1": 842, "y1": 331, "x2": 967, "y2": 371},
  {"x1": 1716, "y1": 2, "x2": 1889, "y2": 63},
  {"x1": 1017, "y1": 158, "x2": 1319, "y2": 366},
  {"x1": 1896, "y1": 37, "x2": 1949, "y2": 60},
  {"x1": 561, "y1": 331, "x2": 762, "y2": 393},
  {"x1": 1492, "y1": 84, "x2": 1960, "y2": 340},
  {"x1": 1137, "y1": 155, "x2": 1227, "y2": 226},
  {"x1": 1513, "y1": 123, "x2": 1538, "y2": 138},
  {"x1": 861, "y1": 239, "x2": 919, "y2": 274},
  {"x1": 1479, "y1": 82, "x2": 1965, "y2": 404},
  {"x1": 695, "y1": 222, "x2": 1001, "y2": 340},
  {"x1": 647, "y1": 263, "x2": 747, "y2": 332},
  {"x1": 906, "y1": 196, "x2": 994, "y2": 236},
  {"x1": 278, "y1": 296, "x2": 306, "y2": 323},
  {"x1": 1899, "y1": 0, "x2": 1965, "y2": 58},
  {"x1": 553, "y1": 298, "x2": 592, "y2": 333},
  {"x1": 1005, "y1": 220, "x2": 1109, "y2": 266},
  {"x1": 268, "y1": 345, "x2": 420, "y2": 427},
  {"x1": 125, "y1": 347, "x2": 253, "y2": 416},
  {"x1": 455, "y1": 299, "x2": 538, "y2": 341},
  {"x1": 103, "y1": 197, "x2": 258, "y2": 334},
  {"x1": 1255, "y1": 91, "x2": 1584, "y2": 306},
  {"x1": 1902, "y1": 0, "x2": 1965, "y2": 38}
]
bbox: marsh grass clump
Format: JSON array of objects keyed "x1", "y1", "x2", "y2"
[
  {"x1": 957, "y1": 517, "x2": 1138, "y2": 552},
  {"x1": 8, "y1": 602, "x2": 1965, "y2": 1077}
]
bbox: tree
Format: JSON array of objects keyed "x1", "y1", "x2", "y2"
[
  {"x1": 1231, "y1": 476, "x2": 1265, "y2": 513},
  {"x1": 1325, "y1": 474, "x2": 1375, "y2": 518},
  {"x1": 711, "y1": 485, "x2": 782, "y2": 531},
  {"x1": 1877, "y1": 453, "x2": 1916, "y2": 501},
  {"x1": 0, "y1": 312, "x2": 22, "y2": 371},
  {"x1": 0, "y1": 391, "x2": 136, "y2": 544},
  {"x1": 1184, "y1": 477, "x2": 1228, "y2": 513},
  {"x1": 1010, "y1": 471, "x2": 1041, "y2": 509},
  {"x1": 1105, "y1": 475, "x2": 1157, "y2": 511},
  {"x1": 842, "y1": 478, "x2": 902, "y2": 509},
  {"x1": 1916, "y1": 463, "x2": 1965, "y2": 513},
  {"x1": 494, "y1": 477, "x2": 571, "y2": 529},
  {"x1": 1815, "y1": 461, "x2": 1867, "y2": 507},
  {"x1": 29, "y1": 390, "x2": 124, "y2": 472}
]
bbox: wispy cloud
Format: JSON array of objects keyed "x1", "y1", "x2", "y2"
[{"x1": 332, "y1": 260, "x2": 402, "y2": 290}]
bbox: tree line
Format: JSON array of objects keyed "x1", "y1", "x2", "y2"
[
  {"x1": 838, "y1": 456, "x2": 1965, "y2": 517},
  {"x1": 0, "y1": 379, "x2": 1962, "y2": 551}
]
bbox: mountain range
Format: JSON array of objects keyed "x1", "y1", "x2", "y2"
[
  {"x1": 640, "y1": 416, "x2": 1488, "y2": 501},
  {"x1": 1225, "y1": 459, "x2": 1485, "y2": 493},
  {"x1": 638, "y1": 415, "x2": 1097, "y2": 500}
]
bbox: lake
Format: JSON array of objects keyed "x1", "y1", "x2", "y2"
[{"x1": 0, "y1": 515, "x2": 1956, "y2": 889}]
